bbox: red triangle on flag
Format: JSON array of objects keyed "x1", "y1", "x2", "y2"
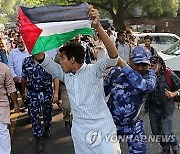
[{"x1": 18, "y1": 7, "x2": 42, "y2": 53}]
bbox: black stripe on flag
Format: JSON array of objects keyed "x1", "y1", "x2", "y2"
[{"x1": 20, "y1": 3, "x2": 89, "y2": 24}]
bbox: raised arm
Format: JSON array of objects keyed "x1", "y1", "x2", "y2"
[
  {"x1": 88, "y1": 5, "x2": 118, "y2": 59},
  {"x1": 89, "y1": 6, "x2": 127, "y2": 68}
]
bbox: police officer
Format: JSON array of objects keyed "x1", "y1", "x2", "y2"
[
  {"x1": 104, "y1": 46, "x2": 157, "y2": 154},
  {"x1": 21, "y1": 55, "x2": 59, "y2": 152}
]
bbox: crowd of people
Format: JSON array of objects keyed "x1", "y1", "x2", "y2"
[{"x1": 0, "y1": 5, "x2": 180, "y2": 154}]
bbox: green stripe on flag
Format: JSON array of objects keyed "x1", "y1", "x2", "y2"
[{"x1": 32, "y1": 28, "x2": 94, "y2": 55}]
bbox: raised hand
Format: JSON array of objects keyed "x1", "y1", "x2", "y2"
[{"x1": 88, "y1": 5, "x2": 100, "y2": 28}]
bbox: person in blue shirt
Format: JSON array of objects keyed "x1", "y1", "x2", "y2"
[{"x1": 104, "y1": 46, "x2": 157, "y2": 154}]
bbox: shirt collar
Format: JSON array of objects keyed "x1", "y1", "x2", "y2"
[
  {"x1": 15, "y1": 48, "x2": 27, "y2": 53},
  {"x1": 69, "y1": 63, "x2": 87, "y2": 76},
  {"x1": 118, "y1": 41, "x2": 128, "y2": 46}
]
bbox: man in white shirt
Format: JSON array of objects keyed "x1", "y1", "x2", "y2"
[
  {"x1": 8, "y1": 36, "x2": 29, "y2": 108},
  {"x1": 107, "y1": 29, "x2": 116, "y2": 44},
  {"x1": 33, "y1": 6, "x2": 121, "y2": 154},
  {"x1": 116, "y1": 30, "x2": 131, "y2": 63}
]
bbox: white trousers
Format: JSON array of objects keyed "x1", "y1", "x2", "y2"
[
  {"x1": 71, "y1": 126, "x2": 121, "y2": 154},
  {"x1": 0, "y1": 123, "x2": 11, "y2": 154}
]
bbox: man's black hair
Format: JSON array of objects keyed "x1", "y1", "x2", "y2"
[
  {"x1": 117, "y1": 30, "x2": 125, "y2": 37},
  {"x1": 144, "y1": 35, "x2": 152, "y2": 41},
  {"x1": 59, "y1": 42, "x2": 85, "y2": 64}
]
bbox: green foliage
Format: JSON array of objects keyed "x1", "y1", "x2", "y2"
[
  {"x1": 0, "y1": 16, "x2": 9, "y2": 24},
  {"x1": 1, "y1": 0, "x2": 178, "y2": 30},
  {"x1": 141, "y1": 0, "x2": 179, "y2": 17},
  {"x1": 0, "y1": 0, "x2": 25, "y2": 23},
  {"x1": 23, "y1": 0, "x2": 73, "y2": 6},
  {"x1": 161, "y1": 0, "x2": 179, "y2": 17},
  {"x1": 23, "y1": 0, "x2": 42, "y2": 6},
  {"x1": 99, "y1": 9, "x2": 111, "y2": 19},
  {"x1": 0, "y1": 0, "x2": 16, "y2": 14}
]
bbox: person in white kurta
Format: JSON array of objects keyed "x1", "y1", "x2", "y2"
[
  {"x1": 0, "y1": 62, "x2": 20, "y2": 154},
  {"x1": 34, "y1": 6, "x2": 121, "y2": 154},
  {"x1": 40, "y1": 53, "x2": 120, "y2": 154}
]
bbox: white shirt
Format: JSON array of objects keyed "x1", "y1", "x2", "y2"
[
  {"x1": 41, "y1": 54, "x2": 117, "y2": 131},
  {"x1": 46, "y1": 48, "x2": 59, "y2": 60},
  {"x1": 41, "y1": 54, "x2": 121, "y2": 153},
  {"x1": 95, "y1": 40, "x2": 107, "y2": 61},
  {"x1": 110, "y1": 35, "x2": 116, "y2": 44},
  {"x1": 116, "y1": 41, "x2": 131, "y2": 62},
  {"x1": 8, "y1": 48, "x2": 29, "y2": 79}
]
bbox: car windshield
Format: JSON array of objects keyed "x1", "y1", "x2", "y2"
[
  {"x1": 136, "y1": 35, "x2": 179, "y2": 44},
  {"x1": 162, "y1": 40, "x2": 180, "y2": 55}
]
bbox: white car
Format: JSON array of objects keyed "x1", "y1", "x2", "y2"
[
  {"x1": 133, "y1": 33, "x2": 180, "y2": 52},
  {"x1": 158, "y1": 40, "x2": 180, "y2": 77}
]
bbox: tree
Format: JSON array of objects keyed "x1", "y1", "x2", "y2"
[
  {"x1": 141, "y1": 0, "x2": 179, "y2": 18},
  {"x1": 0, "y1": 0, "x2": 16, "y2": 14},
  {"x1": 178, "y1": 0, "x2": 180, "y2": 16},
  {"x1": 0, "y1": 16, "x2": 9, "y2": 25},
  {"x1": 10, "y1": 0, "x2": 25, "y2": 21},
  {"x1": 24, "y1": 0, "x2": 143, "y2": 31},
  {"x1": 161, "y1": 0, "x2": 179, "y2": 17},
  {"x1": 0, "y1": 0, "x2": 25, "y2": 24},
  {"x1": 23, "y1": 0, "x2": 180, "y2": 31}
]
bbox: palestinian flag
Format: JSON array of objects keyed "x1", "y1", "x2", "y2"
[{"x1": 18, "y1": 3, "x2": 93, "y2": 55}]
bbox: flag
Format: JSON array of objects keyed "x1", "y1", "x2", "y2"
[{"x1": 18, "y1": 3, "x2": 94, "y2": 55}]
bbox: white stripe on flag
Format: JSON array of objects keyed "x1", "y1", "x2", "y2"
[{"x1": 36, "y1": 20, "x2": 92, "y2": 36}]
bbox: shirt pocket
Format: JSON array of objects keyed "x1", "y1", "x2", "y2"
[{"x1": 26, "y1": 67, "x2": 34, "y2": 79}]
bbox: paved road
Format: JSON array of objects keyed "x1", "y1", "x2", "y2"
[{"x1": 10, "y1": 104, "x2": 180, "y2": 154}]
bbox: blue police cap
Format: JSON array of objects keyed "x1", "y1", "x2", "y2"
[{"x1": 130, "y1": 46, "x2": 151, "y2": 64}]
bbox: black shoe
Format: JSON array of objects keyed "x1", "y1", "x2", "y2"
[
  {"x1": 65, "y1": 121, "x2": 72, "y2": 131},
  {"x1": 36, "y1": 137, "x2": 44, "y2": 153},
  {"x1": 43, "y1": 128, "x2": 51, "y2": 139}
]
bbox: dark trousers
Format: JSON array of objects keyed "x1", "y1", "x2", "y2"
[
  {"x1": 27, "y1": 91, "x2": 52, "y2": 138},
  {"x1": 149, "y1": 106, "x2": 179, "y2": 150}
]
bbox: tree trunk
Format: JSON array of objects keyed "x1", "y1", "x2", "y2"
[{"x1": 111, "y1": 13, "x2": 126, "y2": 32}]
